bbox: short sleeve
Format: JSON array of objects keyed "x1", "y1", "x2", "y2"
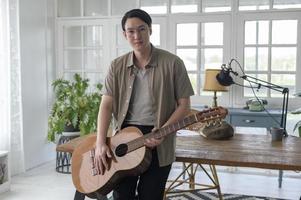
[
  {"x1": 174, "y1": 58, "x2": 194, "y2": 100},
  {"x1": 101, "y1": 61, "x2": 114, "y2": 96}
]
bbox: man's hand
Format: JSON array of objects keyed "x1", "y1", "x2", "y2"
[
  {"x1": 144, "y1": 128, "x2": 164, "y2": 148},
  {"x1": 94, "y1": 143, "x2": 112, "y2": 175},
  {"x1": 144, "y1": 137, "x2": 164, "y2": 148}
]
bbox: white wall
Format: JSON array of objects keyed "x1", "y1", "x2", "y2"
[{"x1": 19, "y1": 0, "x2": 56, "y2": 170}]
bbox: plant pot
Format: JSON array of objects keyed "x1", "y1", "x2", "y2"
[
  {"x1": 62, "y1": 123, "x2": 80, "y2": 137},
  {"x1": 62, "y1": 131, "x2": 80, "y2": 137},
  {"x1": 64, "y1": 123, "x2": 79, "y2": 132}
]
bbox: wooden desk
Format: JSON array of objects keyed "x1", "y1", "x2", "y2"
[
  {"x1": 166, "y1": 133, "x2": 301, "y2": 199},
  {"x1": 176, "y1": 134, "x2": 301, "y2": 170},
  {"x1": 58, "y1": 133, "x2": 301, "y2": 200},
  {"x1": 183, "y1": 107, "x2": 287, "y2": 188}
]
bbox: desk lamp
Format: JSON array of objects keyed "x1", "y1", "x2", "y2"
[{"x1": 203, "y1": 69, "x2": 228, "y2": 107}]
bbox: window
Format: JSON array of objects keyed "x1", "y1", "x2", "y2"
[
  {"x1": 84, "y1": 0, "x2": 108, "y2": 16},
  {"x1": 171, "y1": 15, "x2": 231, "y2": 106},
  {"x1": 57, "y1": 17, "x2": 167, "y2": 92},
  {"x1": 55, "y1": 0, "x2": 301, "y2": 109},
  {"x1": 243, "y1": 19, "x2": 297, "y2": 97},
  {"x1": 273, "y1": 0, "x2": 301, "y2": 9},
  {"x1": 111, "y1": 0, "x2": 137, "y2": 15},
  {"x1": 58, "y1": 0, "x2": 81, "y2": 17},
  {"x1": 57, "y1": 20, "x2": 110, "y2": 91},
  {"x1": 141, "y1": 0, "x2": 167, "y2": 14},
  {"x1": 171, "y1": 0, "x2": 198, "y2": 13},
  {"x1": 202, "y1": 0, "x2": 231, "y2": 12},
  {"x1": 239, "y1": 0, "x2": 270, "y2": 11},
  {"x1": 236, "y1": 12, "x2": 300, "y2": 107},
  {"x1": 176, "y1": 22, "x2": 225, "y2": 95},
  {"x1": 239, "y1": 0, "x2": 301, "y2": 10}
]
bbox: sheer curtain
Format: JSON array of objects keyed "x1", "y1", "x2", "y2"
[
  {"x1": 0, "y1": 0, "x2": 10, "y2": 152},
  {"x1": 0, "y1": 0, "x2": 24, "y2": 175}
]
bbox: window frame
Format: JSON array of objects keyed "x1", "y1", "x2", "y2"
[
  {"x1": 56, "y1": 19, "x2": 111, "y2": 81},
  {"x1": 235, "y1": 11, "x2": 301, "y2": 108},
  {"x1": 169, "y1": 14, "x2": 232, "y2": 107},
  {"x1": 54, "y1": 0, "x2": 301, "y2": 110}
]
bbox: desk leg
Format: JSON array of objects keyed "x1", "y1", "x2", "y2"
[
  {"x1": 165, "y1": 163, "x2": 223, "y2": 200},
  {"x1": 209, "y1": 165, "x2": 223, "y2": 200},
  {"x1": 278, "y1": 170, "x2": 283, "y2": 188},
  {"x1": 189, "y1": 164, "x2": 196, "y2": 189}
]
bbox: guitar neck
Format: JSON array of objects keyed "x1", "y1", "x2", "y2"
[
  {"x1": 125, "y1": 107, "x2": 227, "y2": 153},
  {"x1": 147, "y1": 115, "x2": 198, "y2": 139},
  {"x1": 127, "y1": 114, "x2": 198, "y2": 150}
]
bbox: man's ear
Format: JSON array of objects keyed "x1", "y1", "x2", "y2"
[
  {"x1": 123, "y1": 31, "x2": 128, "y2": 40},
  {"x1": 149, "y1": 26, "x2": 152, "y2": 35}
]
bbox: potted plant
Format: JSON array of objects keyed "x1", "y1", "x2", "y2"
[
  {"x1": 293, "y1": 121, "x2": 301, "y2": 137},
  {"x1": 47, "y1": 73, "x2": 102, "y2": 142}
]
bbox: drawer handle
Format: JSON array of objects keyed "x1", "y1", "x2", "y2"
[{"x1": 243, "y1": 119, "x2": 255, "y2": 123}]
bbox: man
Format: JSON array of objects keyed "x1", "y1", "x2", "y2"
[{"x1": 94, "y1": 9, "x2": 194, "y2": 200}]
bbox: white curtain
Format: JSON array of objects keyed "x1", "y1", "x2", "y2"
[
  {"x1": 0, "y1": 0, "x2": 11, "y2": 152},
  {"x1": 0, "y1": 0, "x2": 24, "y2": 175}
]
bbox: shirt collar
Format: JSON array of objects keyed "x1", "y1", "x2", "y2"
[{"x1": 126, "y1": 44, "x2": 158, "y2": 69}]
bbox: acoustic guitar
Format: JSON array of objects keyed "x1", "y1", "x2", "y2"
[{"x1": 71, "y1": 106, "x2": 228, "y2": 195}]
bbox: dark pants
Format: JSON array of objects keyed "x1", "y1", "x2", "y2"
[{"x1": 113, "y1": 124, "x2": 172, "y2": 200}]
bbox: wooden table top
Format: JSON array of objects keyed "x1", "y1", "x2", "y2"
[
  {"x1": 176, "y1": 133, "x2": 301, "y2": 171},
  {"x1": 57, "y1": 132, "x2": 301, "y2": 171}
]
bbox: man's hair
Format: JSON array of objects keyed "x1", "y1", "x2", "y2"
[{"x1": 121, "y1": 9, "x2": 152, "y2": 31}]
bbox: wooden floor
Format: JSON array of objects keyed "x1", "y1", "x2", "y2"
[{"x1": 0, "y1": 160, "x2": 300, "y2": 200}]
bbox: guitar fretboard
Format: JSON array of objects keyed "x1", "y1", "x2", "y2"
[
  {"x1": 126, "y1": 114, "x2": 199, "y2": 153},
  {"x1": 124, "y1": 107, "x2": 225, "y2": 154}
]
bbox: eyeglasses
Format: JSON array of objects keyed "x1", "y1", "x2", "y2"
[{"x1": 125, "y1": 25, "x2": 149, "y2": 37}]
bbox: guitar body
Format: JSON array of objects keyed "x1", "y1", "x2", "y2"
[
  {"x1": 71, "y1": 107, "x2": 228, "y2": 196},
  {"x1": 71, "y1": 126, "x2": 152, "y2": 195}
]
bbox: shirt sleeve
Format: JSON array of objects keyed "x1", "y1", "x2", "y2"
[
  {"x1": 174, "y1": 57, "x2": 194, "y2": 100},
  {"x1": 101, "y1": 61, "x2": 114, "y2": 96}
]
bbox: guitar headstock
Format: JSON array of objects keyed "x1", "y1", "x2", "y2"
[{"x1": 195, "y1": 106, "x2": 228, "y2": 123}]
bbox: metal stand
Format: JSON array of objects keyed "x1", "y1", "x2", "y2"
[
  {"x1": 223, "y1": 58, "x2": 289, "y2": 188},
  {"x1": 56, "y1": 135, "x2": 79, "y2": 174},
  {"x1": 164, "y1": 162, "x2": 223, "y2": 200}
]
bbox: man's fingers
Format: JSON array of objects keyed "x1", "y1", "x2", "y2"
[
  {"x1": 101, "y1": 156, "x2": 108, "y2": 172},
  {"x1": 106, "y1": 150, "x2": 112, "y2": 158},
  {"x1": 94, "y1": 145, "x2": 112, "y2": 175},
  {"x1": 144, "y1": 138, "x2": 163, "y2": 148},
  {"x1": 96, "y1": 158, "x2": 103, "y2": 175}
]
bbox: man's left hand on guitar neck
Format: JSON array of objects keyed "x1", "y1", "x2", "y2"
[{"x1": 144, "y1": 137, "x2": 164, "y2": 148}]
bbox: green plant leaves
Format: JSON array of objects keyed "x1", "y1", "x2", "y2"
[{"x1": 47, "y1": 73, "x2": 102, "y2": 142}]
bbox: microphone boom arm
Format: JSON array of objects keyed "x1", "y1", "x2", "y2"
[{"x1": 220, "y1": 59, "x2": 289, "y2": 136}]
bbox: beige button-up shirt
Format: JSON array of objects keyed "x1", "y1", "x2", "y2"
[{"x1": 102, "y1": 46, "x2": 194, "y2": 166}]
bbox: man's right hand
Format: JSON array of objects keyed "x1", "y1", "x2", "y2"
[{"x1": 94, "y1": 143, "x2": 112, "y2": 175}]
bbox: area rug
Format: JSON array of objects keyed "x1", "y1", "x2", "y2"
[{"x1": 166, "y1": 191, "x2": 286, "y2": 200}]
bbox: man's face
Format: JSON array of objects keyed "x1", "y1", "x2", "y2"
[{"x1": 123, "y1": 17, "x2": 152, "y2": 51}]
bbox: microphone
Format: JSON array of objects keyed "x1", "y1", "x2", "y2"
[{"x1": 216, "y1": 64, "x2": 235, "y2": 86}]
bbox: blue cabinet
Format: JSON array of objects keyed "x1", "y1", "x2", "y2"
[{"x1": 227, "y1": 108, "x2": 282, "y2": 129}]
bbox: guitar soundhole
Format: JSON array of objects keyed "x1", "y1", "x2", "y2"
[{"x1": 115, "y1": 143, "x2": 128, "y2": 157}]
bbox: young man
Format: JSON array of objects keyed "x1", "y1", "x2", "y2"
[{"x1": 94, "y1": 9, "x2": 194, "y2": 200}]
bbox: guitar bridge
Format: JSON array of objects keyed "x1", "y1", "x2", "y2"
[{"x1": 90, "y1": 149, "x2": 97, "y2": 176}]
